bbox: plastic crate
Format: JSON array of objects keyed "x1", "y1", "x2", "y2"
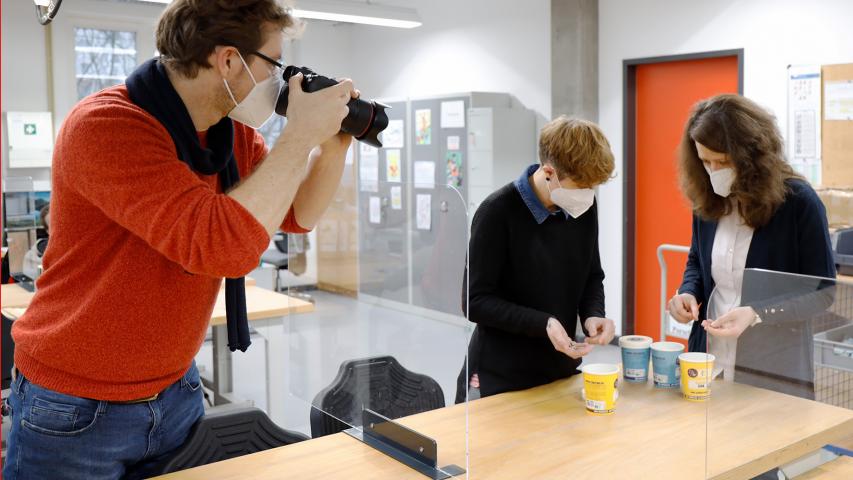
[
  {"x1": 835, "y1": 252, "x2": 853, "y2": 276},
  {"x1": 814, "y1": 323, "x2": 853, "y2": 409}
]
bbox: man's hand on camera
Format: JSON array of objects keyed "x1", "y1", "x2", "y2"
[
  {"x1": 315, "y1": 81, "x2": 360, "y2": 160},
  {"x1": 279, "y1": 73, "x2": 354, "y2": 151}
]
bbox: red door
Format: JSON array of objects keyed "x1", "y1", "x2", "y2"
[{"x1": 633, "y1": 55, "x2": 740, "y2": 343}]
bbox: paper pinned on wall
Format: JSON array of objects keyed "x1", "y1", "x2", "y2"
[
  {"x1": 359, "y1": 143, "x2": 379, "y2": 192},
  {"x1": 415, "y1": 109, "x2": 432, "y2": 145},
  {"x1": 369, "y1": 196, "x2": 381, "y2": 224},
  {"x1": 447, "y1": 135, "x2": 460, "y2": 150},
  {"x1": 441, "y1": 100, "x2": 465, "y2": 128},
  {"x1": 416, "y1": 194, "x2": 431, "y2": 230},
  {"x1": 787, "y1": 65, "x2": 822, "y2": 186},
  {"x1": 345, "y1": 144, "x2": 354, "y2": 165},
  {"x1": 825, "y1": 80, "x2": 853, "y2": 121},
  {"x1": 382, "y1": 119, "x2": 405, "y2": 148},
  {"x1": 391, "y1": 186, "x2": 402, "y2": 210},
  {"x1": 446, "y1": 151, "x2": 462, "y2": 188},
  {"x1": 385, "y1": 149, "x2": 402, "y2": 182},
  {"x1": 414, "y1": 161, "x2": 436, "y2": 189}
]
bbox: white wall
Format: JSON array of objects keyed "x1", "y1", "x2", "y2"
[
  {"x1": 598, "y1": 0, "x2": 853, "y2": 330},
  {"x1": 1, "y1": 0, "x2": 162, "y2": 189},
  {"x1": 342, "y1": 0, "x2": 551, "y2": 118},
  {"x1": 1, "y1": 0, "x2": 52, "y2": 187}
]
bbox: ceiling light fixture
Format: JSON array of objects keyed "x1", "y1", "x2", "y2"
[{"x1": 136, "y1": 0, "x2": 422, "y2": 29}]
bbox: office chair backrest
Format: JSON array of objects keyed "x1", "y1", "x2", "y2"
[
  {"x1": 273, "y1": 232, "x2": 288, "y2": 254},
  {"x1": 310, "y1": 356, "x2": 445, "y2": 438},
  {"x1": 158, "y1": 407, "x2": 309, "y2": 474}
]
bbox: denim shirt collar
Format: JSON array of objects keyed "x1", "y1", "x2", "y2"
[{"x1": 513, "y1": 164, "x2": 569, "y2": 224}]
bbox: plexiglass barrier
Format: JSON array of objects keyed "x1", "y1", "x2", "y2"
[
  {"x1": 706, "y1": 269, "x2": 853, "y2": 479},
  {"x1": 285, "y1": 180, "x2": 471, "y2": 477}
]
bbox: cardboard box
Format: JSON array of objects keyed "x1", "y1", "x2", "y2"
[{"x1": 817, "y1": 188, "x2": 853, "y2": 229}]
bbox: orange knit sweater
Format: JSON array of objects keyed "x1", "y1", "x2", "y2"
[{"x1": 12, "y1": 85, "x2": 307, "y2": 401}]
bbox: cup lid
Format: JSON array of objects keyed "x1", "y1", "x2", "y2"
[
  {"x1": 581, "y1": 363, "x2": 619, "y2": 376},
  {"x1": 678, "y1": 352, "x2": 715, "y2": 363},
  {"x1": 651, "y1": 341, "x2": 685, "y2": 352},
  {"x1": 619, "y1": 335, "x2": 653, "y2": 348}
]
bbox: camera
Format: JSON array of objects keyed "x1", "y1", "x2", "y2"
[{"x1": 275, "y1": 66, "x2": 389, "y2": 149}]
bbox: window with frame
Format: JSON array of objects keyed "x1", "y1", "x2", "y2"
[{"x1": 75, "y1": 28, "x2": 137, "y2": 100}]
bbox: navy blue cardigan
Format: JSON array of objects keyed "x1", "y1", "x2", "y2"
[{"x1": 678, "y1": 179, "x2": 836, "y2": 352}]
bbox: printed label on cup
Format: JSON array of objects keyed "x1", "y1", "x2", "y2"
[
  {"x1": 654, "y1": 373, "x2": 668, "y2": 384},
  {"x1": 581, "y1": 364, "x2": 619, "y2": 415},
  {"x1": 679, "y1": 352, "x2": 715, "y2": 402},
  {"x1": 626, "y1": 368, "x2": 645, "y2": 379}
]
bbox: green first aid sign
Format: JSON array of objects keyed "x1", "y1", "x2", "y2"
[{"x1": 23, "y1": 123, "x2": 37, "y2": 136}]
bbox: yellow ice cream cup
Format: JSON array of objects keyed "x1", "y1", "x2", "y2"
[
  {"x1": 581, "y1": 363, "x2": 619, "y2": 415},
  {"x1": 679, "y1": 352, "x2": 715, "y2": 401}
]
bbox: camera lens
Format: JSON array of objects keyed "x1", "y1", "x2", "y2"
[{"x1": 276, "y1": 66, "x2": 389, "y2": 148}]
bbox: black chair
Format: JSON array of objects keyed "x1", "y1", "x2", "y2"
[
  {"x1": 2, "y1": 314, "x2": 14, "y2": 391},
  {"x1": 260, "y1": 232, "x2": 289, "y2": 292},
  {"x1": 158, "y1": 407, "x2": 308, "y2": 475},
  {"x1": 310, "y1": 356, "x2": 445, "y2": 438}
]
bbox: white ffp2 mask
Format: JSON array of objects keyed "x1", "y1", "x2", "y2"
[
  {"x1": 223, "y1": 52, "x2": 282, "y2": 129},
  {"x1": 548, "y1": 172, "x2": 595, "y2": 218},
  {"x1": 704, "y1": 165, "x2": 735, "y2": 197}
]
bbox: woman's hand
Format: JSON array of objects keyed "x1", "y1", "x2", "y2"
[
  {"x1": 702, "y1": 306, "x2": 758, "y2": 338},
  {"x1": 667, "y1": 293, "x2": 699, "y2": 324}
]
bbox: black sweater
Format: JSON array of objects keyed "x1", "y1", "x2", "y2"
[{"x1": 455, "y1": 182, "x2": 605, "y2": 401}]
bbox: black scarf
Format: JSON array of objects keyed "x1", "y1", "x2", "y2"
[{"x1": 126, "y1": 58, "x2": 251, "y2": 352}]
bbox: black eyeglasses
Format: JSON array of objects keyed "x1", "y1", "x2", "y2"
[{"x1": 251, "y1": 51, "x2": 285, "y2": 70}]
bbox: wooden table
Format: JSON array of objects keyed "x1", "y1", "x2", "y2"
[
  {"x1": 205, "y1": 285, "x2": 313, "y2": 424},
  {"x1": 156, "y1": 375, "x2": 853, "y2": 480},
  {"x1": 1, "y1": 277, "x2": 259, "y2": 313},
  {"x1": 1, "y1": 281, "x2": 314, "y2": 425},
  {"x1": 1, "y1": 283, "x2": 35, "y2": 311}
]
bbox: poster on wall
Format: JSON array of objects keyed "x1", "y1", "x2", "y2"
[
  {"x1": 440, "y1": 100, "x2": 465, "y2": 128},
  {"x1": 414, "y1": 161, "x2": 436, "y2": 189},
  {"x1": 446, "y1": 151, "x2": 463, "y2": 188},
  {"x1": 386, "y1": 149, "x2": 402, "y2": 183},
  {"x1": 391, "y1": 186, "x2": 402, "y2": 210},
  {"x1": 382, "y1": 119, "x2": 405, "y2": 148},
  {"x1": 369, "y1": 196, "x2": 381, "y2": 224},
  {"x1": 345, "y1": 143, "x2": 354, "y2": 165},
  {"x1": 416, "y1": 194, "x2": 432, "y2": 230},
  {"x1": 359, "y1": 143, "x2": 379, "y2": 192},
  {"x1": 825, "y1": 80, "x2": 853, "y2": 121},
  {"x1": 415, "y1": 109, "x2": 432, "y2": 145},
  {"x1": 447, "y1": 135, "x2": 460, "y2": 150},
  {"x1": 787, "y1": 65, "x2": 822, "y2": 185}
]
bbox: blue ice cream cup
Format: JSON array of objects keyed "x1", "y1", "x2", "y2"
[
  {"x1": 619, "y1": 335, "x2": 653, "y2": 382},
  {"x1": 651, "y1": 341, "x2": 685, "y2": 388}
]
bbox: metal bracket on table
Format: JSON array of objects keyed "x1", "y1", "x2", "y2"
[{"x1": 343, "y1": 409, "x2": 465, "y2": 480}]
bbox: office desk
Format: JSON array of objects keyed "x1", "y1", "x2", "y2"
[
  {"x1": 157, "y1": 375, "x2": 853, "y2": 480},
  {"x1": 205, "y1": 285, "x2": 313, "y2": 424},
  {"x1": 0, "y1": 278, "x2": 258, "y2": 312},
  {"x1": 1, "y1": 281, "x2": 313, "y2": 425},
  {"x1": 0, "y1": 284, "x2": 35, "y2": 310}
]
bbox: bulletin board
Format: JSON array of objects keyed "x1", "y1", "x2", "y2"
[{"x1": 821, "y1": 63, "x2": 853, "y2": 188}]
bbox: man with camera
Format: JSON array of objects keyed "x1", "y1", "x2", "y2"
[{"x1": 4, "y1": 1, "x2": 354, "y2": 478}]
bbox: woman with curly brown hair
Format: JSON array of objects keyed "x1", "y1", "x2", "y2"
[{"x1": 666, "y1": 94, "x2": 834, "y2": 358}]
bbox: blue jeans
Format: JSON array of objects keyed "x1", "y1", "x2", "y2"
[{"x1": 3, "y1": 363, "x2": 204, "y2": 480}]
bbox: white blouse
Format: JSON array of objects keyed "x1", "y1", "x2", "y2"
[{"x1": 709, "y1": 201, "x2": 754, "y2": 379}]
